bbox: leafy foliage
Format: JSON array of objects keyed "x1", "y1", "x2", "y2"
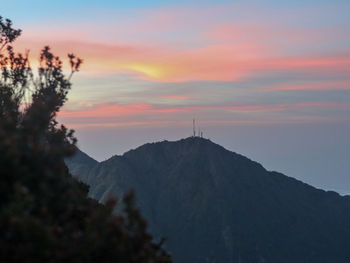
[{"x1": 0, "y1": 16, "x2": 171, "y2": 263}]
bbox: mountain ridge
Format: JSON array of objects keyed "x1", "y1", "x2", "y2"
[{"x1": 66, "y1": 137, "x2": 350, "y2": 263}]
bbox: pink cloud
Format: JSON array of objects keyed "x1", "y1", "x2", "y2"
[
  {"x1": 59, "y1": 101, "x2": 348, "y2": 120},
  {"x1": 59, "y1": 103, "x2": 188, "y2": 119},
  {"x1": 57, "y1": 100, "x2": 350, "y2": 129},
  {"x1": 12, "y1": 35, "x2": 350, "y2": 84},
  {"x1": 11, "y1": 4, "x2": 350, "y2": 83}
]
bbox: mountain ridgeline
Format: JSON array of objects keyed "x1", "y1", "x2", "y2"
[{"x1": 66, "y1": 137, "x2": 350, "y2": 263}]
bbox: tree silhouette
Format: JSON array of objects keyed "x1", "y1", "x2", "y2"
[{"x1": 0, "y1": 16, "x2": 171, "y2": 263}]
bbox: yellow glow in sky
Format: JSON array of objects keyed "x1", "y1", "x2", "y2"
[{"x1": 126, "y1": 63, "x2": 166, "y2": 79}]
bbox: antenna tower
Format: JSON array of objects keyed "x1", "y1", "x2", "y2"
[{"x1": 193, "y1": 119, "x2": 196, "y2": 137}]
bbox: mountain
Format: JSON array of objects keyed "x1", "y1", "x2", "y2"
[
  {"x1": 66, "y1": 137, "x2": 350, "y2": 263},
  {"x1": 65, "y1": 148, "x2": 98, "y2": 178}
]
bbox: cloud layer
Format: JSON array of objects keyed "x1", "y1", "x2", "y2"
[{"x1": 8, "y1": 1, "x2": 350, "y2": 128}]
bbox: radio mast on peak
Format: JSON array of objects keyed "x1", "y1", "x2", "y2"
[
  {"x1": 192, "y1": 119, "x2": 204, "y2": 138},
  {"x1": 193, "y1": 119, "x2": 196, "y2": 137}
]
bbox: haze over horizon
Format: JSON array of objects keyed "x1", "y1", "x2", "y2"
[{"x1": 3, "y1": 0, "x2": 350, "y2": 194}]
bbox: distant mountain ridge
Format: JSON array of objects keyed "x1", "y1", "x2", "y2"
[
  {"x1": 65, "y1": 148, "x2": 98, "y2": 177},
  {"x1": 66, "y1": 137, "x2": 350, "y2": 263}
]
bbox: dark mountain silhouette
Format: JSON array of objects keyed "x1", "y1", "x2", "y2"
[
  {"x1": 65, "y1": 148, "x2": 98, "y2": 177},
  {"x1": 66, "y1": 137, "x2": 350, "y2": 263}
]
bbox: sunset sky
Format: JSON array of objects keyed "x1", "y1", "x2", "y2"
[{"x1": 3, "y1": 0, "x2": 350, "y2": 193}]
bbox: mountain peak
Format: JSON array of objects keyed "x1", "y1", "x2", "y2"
[{"x1": 66, "y1": 138, "x2": 350, "y2": 263}]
